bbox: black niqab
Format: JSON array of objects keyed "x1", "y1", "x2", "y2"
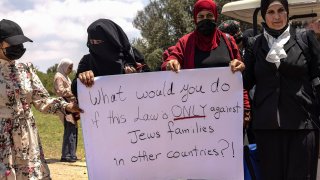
[{"x1": 86, "y1": 19, "x2": 136, "y2": 76}]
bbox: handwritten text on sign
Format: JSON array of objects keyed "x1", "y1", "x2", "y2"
[{"x1": 78, "y1": 67, "x2": 244, "y2": 180}]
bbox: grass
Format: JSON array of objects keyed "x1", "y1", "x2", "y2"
[{"x1": 32, "y1": 107, "x2": 86, "y2": 161}]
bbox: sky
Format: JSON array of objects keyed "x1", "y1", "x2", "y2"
[{"x1": 0, "y1": 0, "x2": 148, "y2": 72}]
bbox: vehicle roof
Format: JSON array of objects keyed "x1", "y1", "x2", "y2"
[{"x1": 221, "y1": 0, "x2": 320, "y2": 24}]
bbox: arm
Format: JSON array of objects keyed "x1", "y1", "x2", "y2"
[
  {"x1": 230, "y1": 36, "x2": 245, "y2": 72},
  {"x1": 71, "y1": 56, "x2": 90, "y2": 97},
  {"x1": 243, "y1": 37, "x2": 257, "y2": 91},
  {"x1": 29, "y1": 66, "x2": 81, "y2": 115},
  {"x1": 224, "y1": 33, "x2": 245, "y2": 73},
  {"x1": 31, "y1": 67, "x2": 69, "y2": 114},
  {"x1": 242, "y1": 36, "x2": 259, "y2": 127},
  {"x1": 71, "y1": 78, "x2": 78, "y2": 99},
  {"x1": 307, "y1": 30, "x2": 320, "y2": 103},
  {"x1": 75, "y1": 55, "x2": 95, "y2": 88},
  {"x1": 307, "y1": 30, "x2": 320, "y2": 80},
  {"x1": 54, "y1": 75, "x2": 74, "y2": 99},
  {"x1": 227, "y1": 34, "x2": 251, "y2": 127}
]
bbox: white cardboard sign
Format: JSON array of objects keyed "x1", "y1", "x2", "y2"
[{"x1": 78, "y1": 67, "x2": 244, "y2": 180}]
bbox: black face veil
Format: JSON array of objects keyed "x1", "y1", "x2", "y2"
[{"x1": 86, "y1": 19, "x2": 136, "y2": 76}]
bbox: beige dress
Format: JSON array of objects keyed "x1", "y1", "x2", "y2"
[{"x1": 0, "y1": 59, "x2": 68, "y2": 180}]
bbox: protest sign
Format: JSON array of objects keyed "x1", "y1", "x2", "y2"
[{"x1": 78, "y1": 67, "x2": 244, "y2": 180}]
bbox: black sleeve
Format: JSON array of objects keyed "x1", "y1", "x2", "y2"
[
  {"x1": 305, "y1": 30, "x2": 320, "y2": 109},
  {"x1": 243, "y1": 37, "x2": 258, "y2": 91},
  {"x1": 76, "y1": 55, "x2": 91, "y2": 76},
  {"x1": 71, "y1": 55, "x2": 91, "y2": 98},
  {"x1": 307, "y1": 30, "x2": 320, "y2": 80},
  {"x1": 71, "y1": 78, "x2": 78, "y2": 99}
]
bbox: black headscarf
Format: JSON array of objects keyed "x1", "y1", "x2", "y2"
[
  {"x1": 260, "y1": 0, "x2": 289, "y2": 21},
  {"x1": 86, "y1": 19, "x2": 136, "y2": 76},
  {"x1": 260, "y1": 0, "x2": 289, "y2": 38}
]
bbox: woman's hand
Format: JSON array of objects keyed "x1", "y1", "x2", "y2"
[
  {"x1": 230, "y1": 59, "x2": 245, "y2": 73},
  {"x1": 79, "y1": 70, "x2": 94, "y2": 87},
  {"x1": 166, "y1": 59, "x2": 180, "y2": 73},
  {"x1": 243, "y1": 109, "x2": 251, "y2": 128},
  {"x1": 124, "y1": 64, "x2": 137, "y2": 74},
  {"x1": 66, "y1": 102, "x2": 84, "y2": 114}
]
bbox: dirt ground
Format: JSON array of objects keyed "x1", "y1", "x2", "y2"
[
  {"x1": 47, "y1": 159, "x2": 88, "y2": 180},
  {"x1": 45, "y1": 157, "x2": 320, "y2": 180}
]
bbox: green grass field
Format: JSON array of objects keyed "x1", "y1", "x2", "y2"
[{"x1": 32, "y1": 107, "x2": 86, "y2": 161}]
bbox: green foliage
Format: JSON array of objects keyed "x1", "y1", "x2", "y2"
[
  {"x1": 69, "y1": 71, "x2": 76, "y2": 81},
  {"x1": 133, "y1": 0, "x2": 195, "y2": 49},
  {"x1": 36, "y1": 63, "x2": 76, "y2": 96},
  {"x1": 33, "y1": 107, "x2": 85, "y2": 160},
  {"x1": 47, "y1": 64, "x2": 58, "y2": 74},
  {"x1": 133, "y1": 0, "x2": 195, "y2": 71},
  {"x1": 145, "y1": 48, "x2": 164, "y2": 71},
  {"x1": 36, "y1": 70, "x2": 55, "y2": 95}
]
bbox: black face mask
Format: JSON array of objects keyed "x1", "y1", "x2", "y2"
[
  {"x1": 88, "y1": 41, "x2": 120, "y2": 61},
  {"x1": 196, "y1": 19, "x2": 217, "y2": 36},
  {"x1": 2, "y1": 44, "x2": 26, "y2": 60}
]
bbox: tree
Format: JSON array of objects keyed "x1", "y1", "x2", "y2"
[
  {"x1": 35, "y1": 64, "x2": 76, "y2": 96},
  {"x1": 47, "y1": 63, "x2": 58, "y2": 74},
  {"x1": 133, "y1": 0, "x2": 195, "y2": 71},
  {"x1": 36, "y1": 70, "x2": 55, "y2": 95}
]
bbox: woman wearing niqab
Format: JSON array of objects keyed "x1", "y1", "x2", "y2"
[{"x1": 72, "y1": 19, "x2": 140, "y2": 96}]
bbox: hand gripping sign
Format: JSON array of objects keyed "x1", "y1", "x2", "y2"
[{"x1": 78, "y1": 67, "x2": 244, "y2": 180}]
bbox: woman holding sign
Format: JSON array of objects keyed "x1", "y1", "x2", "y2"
[
  {"x1": 71, "y1": 19, "x2": 149, "y2": 97},
  {"x1": 243, "y1": 0, "x2": 320, "y2": 179},
  {"x1": 162, "y1": 0, "x2": 251, "y2": 125}
]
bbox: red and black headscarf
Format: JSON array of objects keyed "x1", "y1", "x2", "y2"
[{"x1": 193, "y1": 0, "x2": 222, "y2": 51}]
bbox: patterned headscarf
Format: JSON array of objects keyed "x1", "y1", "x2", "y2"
[{"x1": 218, "y1": 20, "x2": 243, "y2": 44}]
